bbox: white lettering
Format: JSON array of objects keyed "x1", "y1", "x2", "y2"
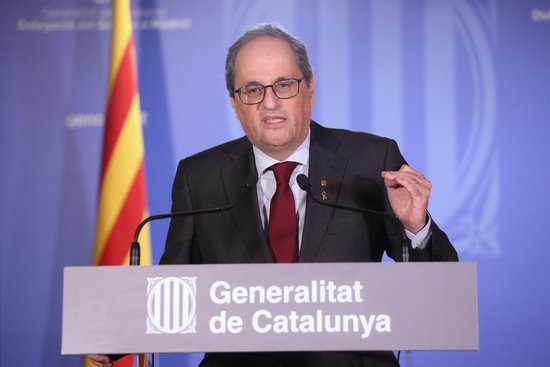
[
  {"x1": 336, "y1": 284, "x2": 352, "y2": 303},
  {"x1": 532, "y1": 8, "x2": 550, "y2": 22},
  {"x1": 248, "y1": 310, "x2": 390, "y2": 339},
  {"x1": 353, "y1": 281, "x2": 363, "y2": 302},
  {"x1": 360, "y1": 314, "x2": 376, "y2": 338},
  {"x1": 252, "y1": 310, "x2": 272, "y2": 333},
  {"x1": 209, "y1": 311, "x2": 226, "y2": 334},
  {"x1": 266, "y1": 286, "x2": 282, "y2": 303},
  {"x1": 375, "y1": 314, "x2": 392, "y2": 333},
  {"x1": 210, "y1": 280, "x2": 230, "y2": 304},
  {"x1": 319, "y1": 280, "x2": 326, "y2": 302},
  {"x1": 326, "y1": 281, "x2": 337, "y2": 302},
  {"x1": 342, "y1": 314, "x2": 359, "y2": 332},
  {"x1": 316, "y1": 309, "x2": 323, "y2": 332},
  {"x1": 249, "y1": 285, "x2": 265, "y2": 303},
  {"x1": 209, "y1": 280, "x2": 366, "y2": 304},
  {"x1": 294, "y1": 285, "x2": 310, "y2": 303},
  {"x1": 209, "y1": 311, "x2": 243, "y2": 334},
  {"x1": 273, "y1": 314, "x2": 288, "y2": 333},
  {"x1": 325, "y1": 313, "x2": 341, "y2": 333},
  {"x1": 299, "y1": 314, "x2": 315, "y2": 333},
  {"x1": 232, "y1": 286, "x2": 248, "y2": 304},
  {"x1": 282, "y1": 285, "x2": 294, "y2": 302},
  {"x1": 227, "y1": 315, "x2": 243, "y2": 334}
]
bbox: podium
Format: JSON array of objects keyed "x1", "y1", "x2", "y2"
[{"x1": 61, "y1": 262, "x2": 478, "y2": 355}]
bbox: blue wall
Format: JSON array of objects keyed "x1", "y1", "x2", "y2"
[{"x1": 1, "y1": 0, "x2": 549, "y2": 366}]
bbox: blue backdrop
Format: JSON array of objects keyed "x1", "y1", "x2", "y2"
[{"x1": 1, "y1": 0, "x2": 549, "y2": 366}]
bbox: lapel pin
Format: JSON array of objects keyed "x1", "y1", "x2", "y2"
[
  {"x1": 321, "y1": 180, "x2": 327, "y2": 186},
  {"x1": 322, "y1": 191, "x2": 328, "y2": 200}
]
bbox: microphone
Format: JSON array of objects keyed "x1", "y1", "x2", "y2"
[
  {"x1": 129, "y1": 172, "x2": 258, "y2": 266},
  {"x1": 296, "y1": 174, "x2": 410, "y2": 262}
]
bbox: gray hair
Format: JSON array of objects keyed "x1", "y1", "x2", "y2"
[{"x1": 225, "y1": 23, "x2": 314, "y2": 97}]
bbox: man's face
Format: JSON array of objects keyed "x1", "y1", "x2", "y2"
[{"x1": 230, "y1": 36, "x2": 315, "y2": 161}]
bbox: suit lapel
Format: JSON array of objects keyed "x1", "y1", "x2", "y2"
[
  {"x1": 220, "y1": 140, "x2": 273, "y2": 263},
  {"x1": 299, "y1": 123, "x2": 348, "y2": 262}
]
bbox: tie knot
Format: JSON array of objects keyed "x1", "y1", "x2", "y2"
[{"x1": 270, "y1": 162, "x2": 298, "y2": 184}]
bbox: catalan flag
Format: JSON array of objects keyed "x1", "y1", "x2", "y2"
[{"x1": 84, "y1": 0, "x2": 151, "y2": 366}]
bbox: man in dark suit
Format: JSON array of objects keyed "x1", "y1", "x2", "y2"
[{"x1": 89, "y1": 24, "x2": 457, "y2": 367}]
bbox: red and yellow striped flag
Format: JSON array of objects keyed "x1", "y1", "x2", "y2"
[{"x1": 84, "y1": 0, "x2": 151, "y2": 366}]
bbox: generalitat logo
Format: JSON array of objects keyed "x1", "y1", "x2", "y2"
[{"x1": 147, "y1": 276, "x2": 197, "y2": 334}]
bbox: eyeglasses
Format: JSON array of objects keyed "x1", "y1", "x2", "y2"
[{"x1": 234, "y1": 78, "x2": 303, "y2": 105}]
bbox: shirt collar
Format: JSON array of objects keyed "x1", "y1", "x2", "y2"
[{"x1": 253, "y1": 129, "x2": 311, "y2": 175}]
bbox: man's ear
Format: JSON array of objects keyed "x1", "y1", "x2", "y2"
[
  {"x1": 230, "y1": 95, "x2": 241, "y2": 120},
  {"x1": 308, "y1": 75, "x2": 316, "y2": 108}
]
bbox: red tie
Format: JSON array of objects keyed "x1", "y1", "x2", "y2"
[{"x1": 268, "y1": 162, "x2": 299, "y2": 263}]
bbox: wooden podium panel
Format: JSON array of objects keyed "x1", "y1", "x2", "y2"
[{"x1": 62, "y1": 262, "x2": 478, "y2": 354}]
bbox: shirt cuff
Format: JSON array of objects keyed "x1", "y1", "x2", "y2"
[{"x1": 404, "y1": 213, "x2": 432, "y2": 249}]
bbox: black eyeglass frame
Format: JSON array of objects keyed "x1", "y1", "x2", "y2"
[{"x1": 233, "y1": 78, "x2": 303, "y2": 105}]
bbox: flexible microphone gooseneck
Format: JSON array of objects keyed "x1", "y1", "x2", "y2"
[
  {"x1": 129, "y1": 172, "x2": 258, "y2": 266},
  {"x1": 295, "y1": 174, "x2": 410, "y2": 263}
]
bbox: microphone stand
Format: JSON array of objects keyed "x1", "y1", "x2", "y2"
[
  {"x1": 129, "y1": 173, "x2": 257, "y2": 266},
  {"x1": 296, "y1": 174, "x2": 410, "y2": 263}
]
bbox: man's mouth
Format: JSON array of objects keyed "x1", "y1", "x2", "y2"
[{"x1": 263, "y1": 116, "x2": 286, "y2": 124}]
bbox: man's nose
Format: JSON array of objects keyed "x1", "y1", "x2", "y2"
[{"x1": 261, "y1": 86, "x2": 281, "y2": 108}]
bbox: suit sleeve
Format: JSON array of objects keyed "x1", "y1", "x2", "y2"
[
  {"x1": 382, "y1": 139, "x2": 458, "y2": 262},
  {"x1": 159, "y1": 160, "x2": 202, "y2": 265}
]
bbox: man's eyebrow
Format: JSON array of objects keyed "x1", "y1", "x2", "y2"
[
  {"x1": 274, "y1": 76, "x2": 293, "y2": 82},
  {"x1": 242, "y1": 80, "x2": 262, "y2": 86},
  {"x1": 242, "y1": 76, "x2": 293, "y2": 87}
]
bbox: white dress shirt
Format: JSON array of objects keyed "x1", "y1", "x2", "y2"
[
  {"x1": 253, "y1": 131, "x2": 310, "y2": 252},
  {"x1": 252, "y1": 129, "x2": 430, "y2": 253}
]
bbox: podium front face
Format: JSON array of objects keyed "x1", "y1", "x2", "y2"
[{"x1": 61, "y1": 262, "x2": 478, "y2": 355}]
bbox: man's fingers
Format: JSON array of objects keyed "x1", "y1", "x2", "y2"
[
  {"x1": 382, "y1": 165, "x2": 431, "y2": 193},
  {"x1": 87, "y1": 355, "x2": 112, "y2": 367}
]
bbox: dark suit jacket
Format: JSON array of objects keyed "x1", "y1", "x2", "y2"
[{"x1": 160, "y1": 121, "x2": 458, "y2": 366}]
